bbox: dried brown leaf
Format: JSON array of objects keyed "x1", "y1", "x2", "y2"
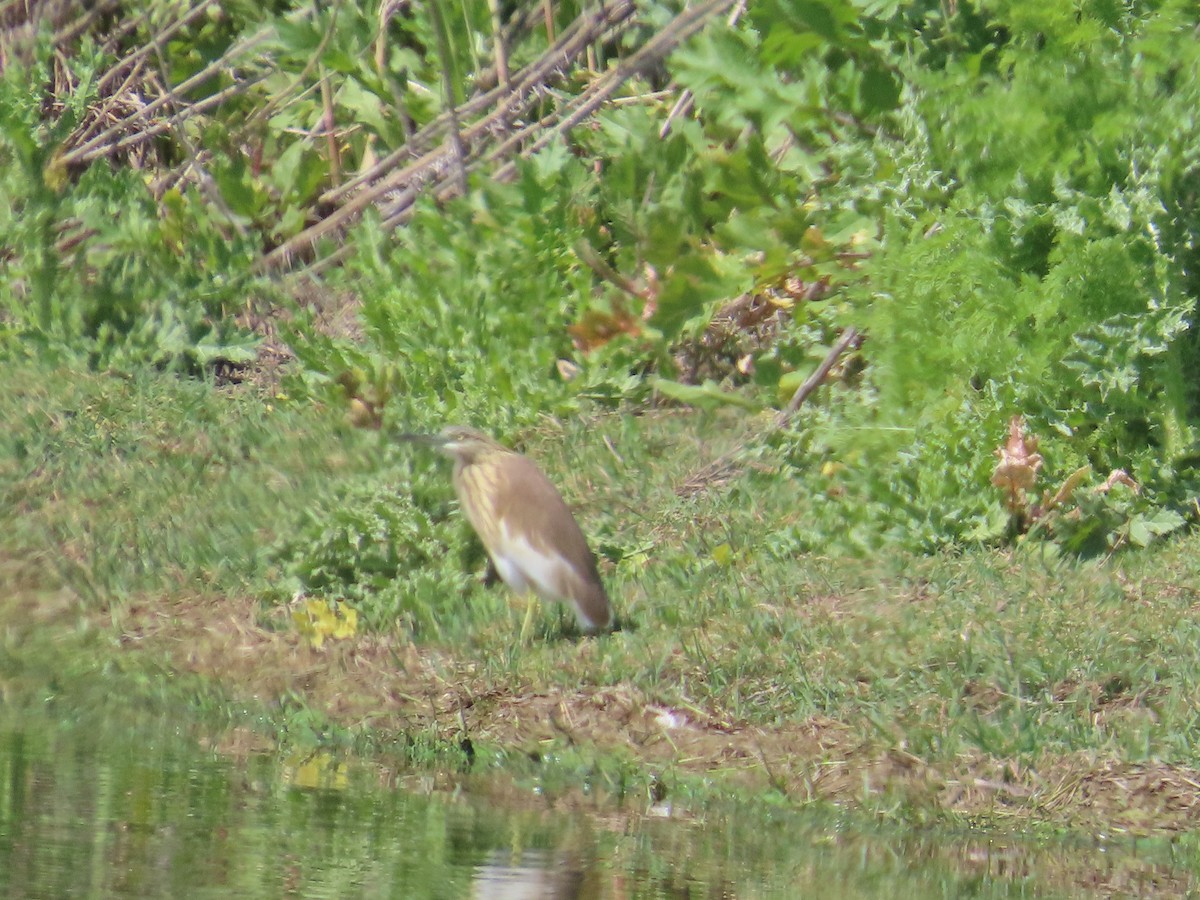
[{"x1": 991, "y1": 416, "x2": 1044, "y2": 513}]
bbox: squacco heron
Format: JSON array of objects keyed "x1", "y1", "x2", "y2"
[{"x1": 400, "y1": 426, "x2": 613, "y2": 637}]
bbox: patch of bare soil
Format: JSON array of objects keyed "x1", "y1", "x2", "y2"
[
  {"x1": 109, "y1": 593, "x2": 905, "y2": 792},
  {"x1": 106, "y1": 590, "x2": 1200, "y2": 840},
  {"x1": 224, "y1": 280, "x2": 361, "y2": 394}
]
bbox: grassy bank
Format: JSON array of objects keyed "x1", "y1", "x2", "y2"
[{"x1": 5, "y1": 358, "x2": 1200, "y2": 838}]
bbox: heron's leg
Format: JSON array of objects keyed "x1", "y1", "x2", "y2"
[
  {"x1": 518, "y1": 594, "x2": 540, "y2": 646},
  {"x1": 482, "y1": 557, "x2": 501, "y2": 588}
]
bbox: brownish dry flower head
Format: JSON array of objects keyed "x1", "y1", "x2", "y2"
[{"x1": 991, "y1": 415, "x2": 1044, "y2": 512}]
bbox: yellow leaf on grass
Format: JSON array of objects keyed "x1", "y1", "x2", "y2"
[
  {"x1": 331, "y1": 604, "x2": 358, "y2": 640},
  {"x1": 293, "y1": 599, "x2": 357, "y2": 648}
]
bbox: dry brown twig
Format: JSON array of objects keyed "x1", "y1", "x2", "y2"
[
  {"x1": 658, "y1": 0, "x2": 748, "y2": 139},
  {"x1": 775, "y1": 327, "x2": 861, "y2": 427},
  {"x1": 323, "y1": 0, "x2": 639, "y2": 210},
  {"x1": 147, "y1": 35, "x2": 247, "y2": 236},
  {"x1": 676, "y1": 327, "x2": 863, "y2": 496},
  {"x1": 264, "y1": 0, "x2": 741, "y2": 275},
  {"x1": 260, "y1": 0, "x2": 644, "y2": 272},
  {"x1": 493, "y1": 0, "x2": 738, "y2": 181},
  {"x1": 487, "y1": 0, "x2": 510, "y2": 89},
  {"x1": 63, "y1": 29, "x2": 272, "y2": 168}
]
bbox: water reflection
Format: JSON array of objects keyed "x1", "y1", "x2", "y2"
[
  {"x1": 0, "y1": 716, "x2": 1194, "y2": 898},
  {"x1": 471, "y1": 849, "x2": 586, "y2": 899}
]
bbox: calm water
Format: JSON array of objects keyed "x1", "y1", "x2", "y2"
[{"x1": 0, "y1": 713, "x2": 1192, "y2": 898}]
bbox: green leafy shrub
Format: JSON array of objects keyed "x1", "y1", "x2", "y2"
[
  {"x1": 268, "y1": 472, "x2": 489, "y2": 639},
  {"x1": 0, "y1": 35, "x2": 259, "y2": 369},
  {"x1": 287, "y1": 155, "x2": 603, "y2": 432},
  {"x1": 10, "y1": 0, "x2": 1196, "y2": 563},
  {"x1": 773, "y1": 0, "x2": 1200, "y2": 553}
]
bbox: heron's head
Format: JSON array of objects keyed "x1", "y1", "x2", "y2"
[{"x1": 397, "y1": 426, "x2": 508, "y2": 464}]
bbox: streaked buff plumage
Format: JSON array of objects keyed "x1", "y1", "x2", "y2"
[{"x1": 408, "y1": 426, "x2": 613, "y2": 634}]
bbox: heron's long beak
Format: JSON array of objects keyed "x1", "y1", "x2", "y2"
[
  {"x1": 394, "y1": 431, "x2": 461, "y2": 461},
  {"x1": 394, "y1": 431, "x2": 443, "y2": 446}
]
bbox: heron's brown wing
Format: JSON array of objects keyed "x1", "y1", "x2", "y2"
[{"x1": 490, "y1": 456, "x2": 611, "y2": 630}]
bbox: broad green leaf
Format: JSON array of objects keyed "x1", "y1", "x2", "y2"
[{"x1": 652, "y1": 378, "x2": 762, "y2": 412}]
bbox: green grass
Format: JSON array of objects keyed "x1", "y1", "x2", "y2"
[
  {"x1": 5, "y1": 358, "x2": 1200, "y2": 839},
  {"x1": 1, "y1": 363, "x2": 379, "y2": 601}
]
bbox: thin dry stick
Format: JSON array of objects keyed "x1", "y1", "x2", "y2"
[
  {"x1": 260, "y1": 1, "x2": 640, "y2": 271},
  {"x1": 339, "y1": 0, "x2": 735, "y2": 261},
  {"x1": 47, "y1": 0, "x2": 125, "y2": 48},
  {"x1": 148, "y1": 39, "x2": 247, "y2": 236},
  {"x1": 494, "y1": 0, "x2": 737, "y2": 182},
  {"x1": 319, "y1": 67, "x2": 343, "y2": 187},
  {"x1": 246, "y1": 0, "x2": 347, "y2": 133},
  {"x1": 677, "y1": 326, "x2": 862, "y2": 496},
  {"x1": 428, "y1": 0, "x2": 469, "y2": 198},
  {"x1": 658, "y1": 93, "x2": 694, "y2": 140},
  {"x1": 63, "y1": 28, "x2": 272, "y2": 165},
  {"x1": 310, "y1": 0, "x2": 723, "y2": 273},
  {"x1": 19, "y1": 1, "x2": 199, "y2": 148},
  {"x1": 374, "y1": 1, "x2": 415, "y2": 148},
  {"x1": 476, "y1": 105, "x2": 565, "y2": 167},
  {"x1": 775, "y1": 326, "x2": 860, "y2": 428},
  {"x1": 72, "y1": 51, "x2": 149, "y2": 147},
  {"x1": 257, "y1": 141, "x2": 450, "y2": 272},
  {"x1": 91, "y1": 0, "x2": 216, "y2": 96},
  {"x1": 264, "y1": 0, "x2": 733, "y2": 273},
  {"x1": 74, "y1": 71, "x2": 272, "y2": 169},
  {"x1": 487, "y1": 0, "x2": 509, "y2": 87},
  {"x1": 659, "y1": 0, "x2": 747, "y2": 139},
  {"x1": 324, "y1": 0, "x2": 637, "y2": 208},
  {"x1": 0, "y1": 0, "x2": 123, "y2": 64}
]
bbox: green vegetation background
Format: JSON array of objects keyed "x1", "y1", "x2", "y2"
[
  {"x1": 5, "y1": 0, "x2": 1200, "y2": 557},
  {"x1": 5, "y1": 0, "x2": 1200, "y2": 839}
]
